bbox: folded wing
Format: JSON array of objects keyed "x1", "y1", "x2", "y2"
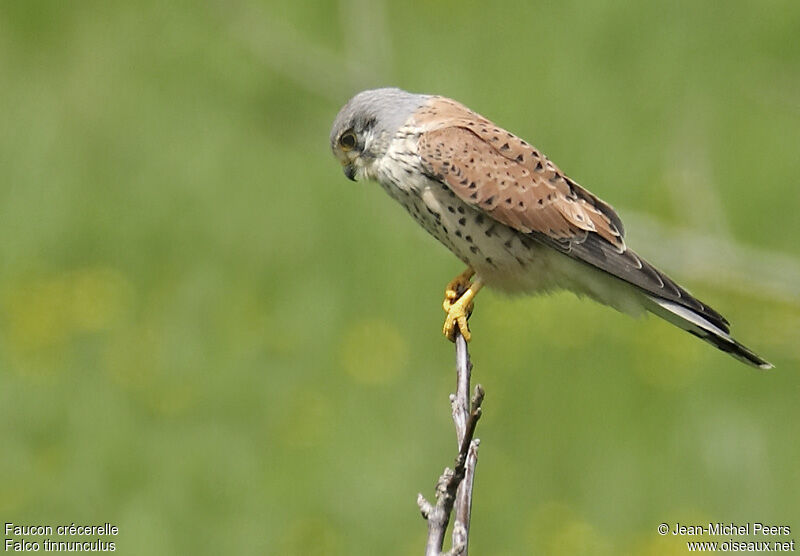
[{"x1": 416, "y1": 98, "x2": 729, "y2": 333}]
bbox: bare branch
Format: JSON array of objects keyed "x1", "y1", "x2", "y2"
[
  {"x1": 418, "y1": 330, "x2": 484, "y2": 556},
  {"x1": 453, "y1": 383, "x2": 483, "y2": 551}
]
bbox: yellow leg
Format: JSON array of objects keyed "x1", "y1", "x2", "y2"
[
  {"x1": 442, "y1": 267, "x2": 475, "y2": 313},
  {"x1": 442, "y1": 269, "x2": 483, "y2": 342}
]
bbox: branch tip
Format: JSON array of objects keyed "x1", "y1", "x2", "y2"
[
  {"x1": 417, "y1": 493, "x2": 434, "y2": 518},
  {"x1": 472, "y1": 384, "x2": 485, "y2": 405}
]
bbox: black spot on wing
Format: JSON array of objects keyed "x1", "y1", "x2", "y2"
[{"x1": 562, "y1": 176, "x2": 626, "y2": 238}]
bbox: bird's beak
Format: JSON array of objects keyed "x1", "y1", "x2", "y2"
[{"x1": 343, "y1": 163, "x2": 356, "y2": 181}]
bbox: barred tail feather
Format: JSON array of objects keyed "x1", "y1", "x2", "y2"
[{"x1": 646, "y1": 296, "x2": 773, "y2": 370}]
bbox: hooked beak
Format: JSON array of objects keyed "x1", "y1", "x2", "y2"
[{"x1": 343, "y1": 163, "x2": 356, "y2": 181}]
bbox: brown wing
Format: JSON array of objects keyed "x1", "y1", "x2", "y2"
[{"x1": 416, "y1": 97, "x2": 729, "y2": 331}]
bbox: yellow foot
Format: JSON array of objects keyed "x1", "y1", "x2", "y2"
[
  {"x1": 443, "y1": 294, "x2": 474, "y2": 342},
  {"x1": 441, "y1": 268, "x2": 483, "y2": 343}
]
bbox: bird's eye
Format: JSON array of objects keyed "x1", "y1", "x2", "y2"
[{"x1": 339, "y1": 131, "x2": 357, "y2": 151}]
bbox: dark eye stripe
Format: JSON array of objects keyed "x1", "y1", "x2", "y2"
[{"x1": 363, "y1": 117, "x2": 377, "y2": 131}]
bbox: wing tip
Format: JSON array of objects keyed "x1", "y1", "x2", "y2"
[
  {"x1": 727, "y1": 339, "x2": 774, "y2": 370},
  {"x1": 647, "y1": 296, "x2": 771, "y2": 370}
]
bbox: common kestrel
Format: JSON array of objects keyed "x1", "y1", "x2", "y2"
[{"x1": 330, "y1": 88, "x2": 771, "y2": 369}]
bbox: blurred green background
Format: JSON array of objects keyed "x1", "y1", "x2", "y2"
[{"x1": 1, "y1": 1, "x2": 798, "y2": 554}]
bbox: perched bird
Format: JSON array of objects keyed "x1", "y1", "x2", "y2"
[{"x1": 330, "y1": 88, "x2": 771, "y2": 369}]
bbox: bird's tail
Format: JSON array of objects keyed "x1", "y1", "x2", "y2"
[{"x1": 645, "y1": 296, "x2": 773, "y2": 370}]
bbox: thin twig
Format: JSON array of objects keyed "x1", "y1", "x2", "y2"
[
  {"x1": 453, "y1": 382, "x2": 483, "y2": 555},
  {"x1": 418, "y1": 329, "x2": 484, "y2": 556}
]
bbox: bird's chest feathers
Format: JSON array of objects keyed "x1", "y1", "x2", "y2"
[
  {"x1": 375, "y1": 172, "x2": 512, "y2": 271},
  {"x1": 372, "y1": 131, "x2": 558, "y2": 293},
  {"x1": 377, "y1": 172, "x2": 457, "y2": 251}
]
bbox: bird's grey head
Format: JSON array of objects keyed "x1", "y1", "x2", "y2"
[{"x1": 330, "y1": 87, "x2": 429, "y2": 181}]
